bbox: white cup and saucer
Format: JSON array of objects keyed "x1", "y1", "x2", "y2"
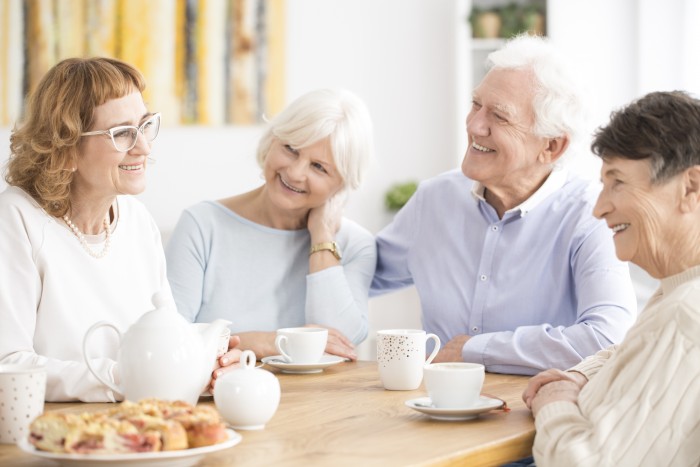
[
  {"x1": 261, "y1": 327, "x2": 345, "y2": 374},
  {"x1": 405, "y1": 362, "x2": 504, "y2": 421}
]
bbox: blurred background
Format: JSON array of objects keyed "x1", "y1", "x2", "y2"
[{"x1": 1, "y1": 0, "x2": 698, "y2": 359}]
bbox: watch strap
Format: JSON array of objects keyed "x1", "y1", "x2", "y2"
[{"x1": 309, "y1": 241, "x2": 342, "y2": 260}]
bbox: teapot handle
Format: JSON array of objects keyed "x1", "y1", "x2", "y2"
[{"x1": 82, "y1": 321, "x2": 124, "y2": 397}]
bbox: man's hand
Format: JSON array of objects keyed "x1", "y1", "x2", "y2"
[{"x1": 432, "y1": 334, "x2": 470, "y2": 362}]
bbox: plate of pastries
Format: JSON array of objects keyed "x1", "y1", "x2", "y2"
[{"x1": 17, "y1": 398, "x2": 241, "y2": 467}]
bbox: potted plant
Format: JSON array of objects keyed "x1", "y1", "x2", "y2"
[
  {"x1": 385, "y1": 181, "x2": 418, "y2": 211},
  {"x1": 468, "y1": 7, "x2": 501, "y2": 39}
]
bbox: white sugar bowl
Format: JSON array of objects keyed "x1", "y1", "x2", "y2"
[{"x1": 214, "y1": 350, "x2": 281, "y2": 430}]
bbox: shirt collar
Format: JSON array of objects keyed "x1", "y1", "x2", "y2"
[{"x1": 470, "y1": 168, "x2": 569, "y2": 217}]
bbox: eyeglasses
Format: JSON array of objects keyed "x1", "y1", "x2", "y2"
[{"x1": 81, "y1": 113, "x2": 161, "y2": 152}]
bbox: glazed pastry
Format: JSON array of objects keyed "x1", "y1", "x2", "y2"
[
  {"x1": 29, "y1": 412, "x2": 161, "y2": 453},
  {"x1": 29, "y1": 399, "x2": 226, "y2": 453}
]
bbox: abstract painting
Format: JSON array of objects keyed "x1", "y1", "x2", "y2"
[{"x1": 0, "y1": 0, "x2": 285, "y2": 126}]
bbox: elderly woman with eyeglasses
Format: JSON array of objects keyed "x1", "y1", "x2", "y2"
[
  {"x1": 0, "y1": 57, "x2": 172, "y2": 402},
  {"x1": 522, "y1": 91, "x2": 700, "y2": 466}
]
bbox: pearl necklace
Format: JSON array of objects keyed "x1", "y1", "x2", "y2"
[{"x1": 62, "y1": 214, "x2": 112, "y2": 259}]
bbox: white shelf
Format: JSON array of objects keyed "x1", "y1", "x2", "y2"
[{"x1": 471, "y1": 38, "x2": 506, "y2": 51}]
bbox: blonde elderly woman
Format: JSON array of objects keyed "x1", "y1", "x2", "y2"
[
  {"x1": 523, "y1": 91, "x2": 700, "y2": 466},
  {"x1": 166, "y1": 89, "x2": 375, "y2": 364},
  {"x1": 0, "y1": 58, "x2": 171, "y2": 401}
]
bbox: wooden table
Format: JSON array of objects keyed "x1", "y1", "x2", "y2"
[{"x1": 0, "y1": 361, "x2": 534, "y2": 466}]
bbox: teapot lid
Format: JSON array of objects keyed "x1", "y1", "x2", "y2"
[
  {"x1": 152, "y1": 292, "x2": 172, "y2": 309},
  {"x1": 133, "y1": 292, "x2": 186, "y2": 328}
]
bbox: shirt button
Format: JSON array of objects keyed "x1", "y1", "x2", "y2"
[
  {"x1": 480, "y1": 274, "x2": 487, "y2": 281},
  {"x1": 491, "y1": 225, "x2": 499, "y2": 231},
  {"x1": 472, "y1": 326, "x2": 479, "y2": 332}
]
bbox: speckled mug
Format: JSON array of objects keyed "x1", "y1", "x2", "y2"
[
  {"x1": 0, "y1": 364, "x2": 46, "y2": 444},
  {"x1": 377, "y1": 329, "x2": 441, "y2": 390}
]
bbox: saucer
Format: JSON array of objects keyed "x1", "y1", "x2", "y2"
[
  {"x1": 261, "y1": 355, "x2": 346, "y2": 374},
  {"x1": 405, "y1": 396, "x2": 504, "y2": 421}
]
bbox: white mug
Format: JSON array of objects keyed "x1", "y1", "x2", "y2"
[
  {"x1": 275, "y1": 327, "x2": 328, "y2": 364},
  {"x1": 424, "y1": 362, "x2": 485, "y2": 408},
  {"x1": 377, "y1": 329, "x2": 441, "y2": 390},
  {"x1": 0, "y1": 364, "x2": 47, "y2": 444},
  {"x1": 192, "y1": 323, "x2": 231, "y2": 359}
]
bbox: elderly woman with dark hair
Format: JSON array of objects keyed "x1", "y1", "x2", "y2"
[
  {"x1": 0, "y1": 58, "x2": 173, "y2": 402},
  {"x1": 523, "y1": 91, "x2": 700, "y2": 466}
]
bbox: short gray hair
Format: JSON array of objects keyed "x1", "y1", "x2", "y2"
[
  {"x1": 256, "y1": 88, "x2": 374, "y2": 191},
  {"x1": 486, "y1": 35, "x2": 589, "y2": 152}
]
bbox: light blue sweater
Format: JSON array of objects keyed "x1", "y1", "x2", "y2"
[{"x1": 165, "y1": 201, "x2": 375, "y2": 344}]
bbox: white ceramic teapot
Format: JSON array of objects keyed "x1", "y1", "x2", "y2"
[
  {"x1": 83, "y1": 292, "x2": 231, "y2": 405},
  {"x1": 214, "y1": 350, "x2": 280, "y2": 430}
]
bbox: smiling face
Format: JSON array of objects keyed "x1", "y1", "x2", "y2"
[
  {"x1": 593, "y1": 156, "x2": 683, "y2": 277},
  {"x1": 462, "y1": 68, "x2": 552, "y2": 193},
  {"x1": 73, "y1": 90, "x2": 153, "y2": 201},
  {"x1": 262, "y1": 137, "x2": 344, "y2": 216}
]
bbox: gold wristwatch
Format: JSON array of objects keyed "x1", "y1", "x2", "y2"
[{"x1": 309, "y1": 241, "x2": 342, "y2": 260}]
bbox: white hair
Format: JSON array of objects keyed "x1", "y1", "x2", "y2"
[
  {"x1": 486, "y1": 35, "x2": 590, "y2": 163},
  {"x1": 256, "y1": 88, "x2": 374, "y2": 191}
]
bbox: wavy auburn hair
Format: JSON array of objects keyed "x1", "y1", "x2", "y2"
[{"x1": 5, "y1": 57, "x2": 145, "y2": 217}]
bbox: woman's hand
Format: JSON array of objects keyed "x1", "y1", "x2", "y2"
[
  {"x1": 307, "y1": 192, "x2": 346, "y2": 243},
  {"x1": 530, "y1": 380, "x2": 582, "y2": 417},
  {"x1": 306, "y1": 324, "x2": 357, "y2": 361},
  {"x1": 234, "y1": 331, "x2": 278, "y2": 359},
  {"x1": 522, "y1": 368, "x2": 588, "y2": 412},
  {"x1": 207, "y1": 335, "x2": 244, "y2": 392}
]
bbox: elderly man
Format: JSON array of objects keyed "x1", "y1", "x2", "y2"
[{"x1": 371, "y1": 35, "x2": 637, "y2": 375}]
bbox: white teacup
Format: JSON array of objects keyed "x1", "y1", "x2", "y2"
[
  {"x1": 192, "y1": 323, "x2": 231, "y2": 359},
  {"x1": 424, "y1": 362, "x2": 485, "y2": 408},
  {"x1": 0, "y1": 364, "x2": 47, "y2": 444},
  {"x1": 377, "y1": 329, "x2": 441, "y2": 390},
  {"x1": 275, "y1": 327, "x2": 328, "y2": 364}
]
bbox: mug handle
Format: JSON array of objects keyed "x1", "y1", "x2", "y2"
[
  {"x1": 424, "y1": 333, "x2": 441, "y2": 365},
  {"x1": 274, "y1": 335, "x2": 292, "y2": 362},
  {"x1": 82, "y1": 321, "x2": 123, "y2": 397}
]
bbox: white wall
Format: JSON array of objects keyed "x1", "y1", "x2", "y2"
[{"x1": 285, "y1": 0, "x2": 465, "y2": 235}]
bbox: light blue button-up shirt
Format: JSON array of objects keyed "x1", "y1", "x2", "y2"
[{"x1": 372, "y1": 168, "x2": 637, "y2": 375}]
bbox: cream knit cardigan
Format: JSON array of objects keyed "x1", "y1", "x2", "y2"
[{"x1": 533, "y1": 265, "x2": 700, "y2": 467}]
